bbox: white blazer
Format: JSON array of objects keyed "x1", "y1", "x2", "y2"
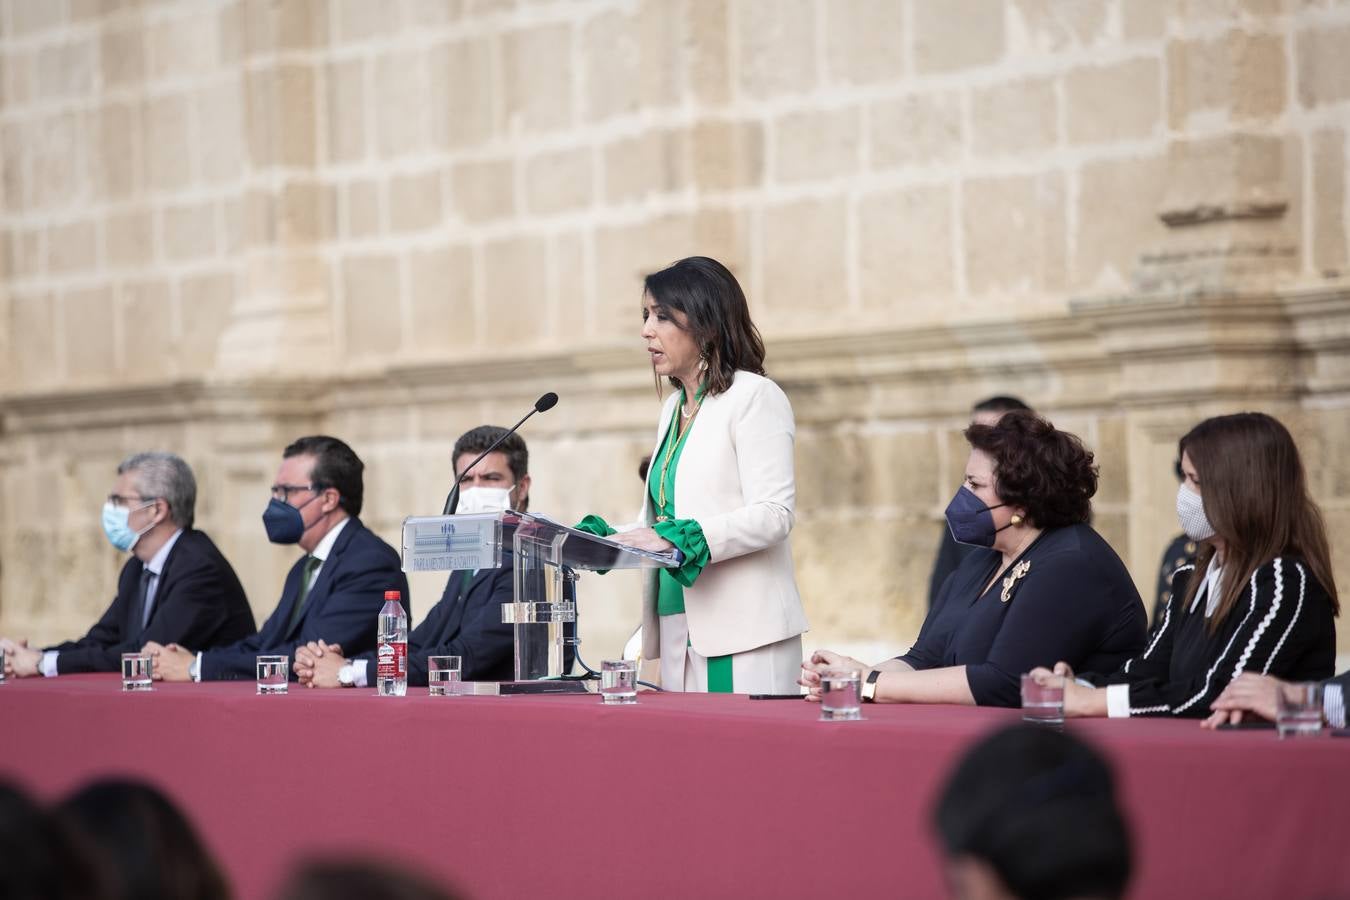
[{"x1": 636, "y1": 370, "x2": 809, "y2": 659}]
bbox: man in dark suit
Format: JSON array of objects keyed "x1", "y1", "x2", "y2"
[
  {"x1": 1, "y1": 452, "x2": 254, "y2": 677},
  {"x1": 295, "y1": 425, "x2": 572, "y2": 687},
  {"x1": 145, "y1": 435, "x2": 409, "y2": 682},
  {"x1": 1204, "y1": 670, "x2": 1350, "y2": 729}
]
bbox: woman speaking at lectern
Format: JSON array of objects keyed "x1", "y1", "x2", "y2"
[{"x1": 579, "y1": 256, "x2": 808, "y2": 694}]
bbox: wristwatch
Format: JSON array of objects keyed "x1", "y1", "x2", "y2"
[
  {"x1": 337, "y1": 664, "x2": 355, "y2": 687},
  {"x1": 860, "y1": 669, "x2": 881, "y2": 703}
]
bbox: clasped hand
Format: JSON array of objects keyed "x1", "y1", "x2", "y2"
[
  {"x1": 1, "y1": 637, "x2": 41, "y2": 678},
  {"x1": 140, "y1": 641, "x2": 196, "y2": 681},
  {"x1": 294, "y1": 640, "x2": 346, "y2": 688}
]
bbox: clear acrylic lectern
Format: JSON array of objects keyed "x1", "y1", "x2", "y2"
[{"x1": 401, "y1": 511, "x2": 679, "y2": 689}]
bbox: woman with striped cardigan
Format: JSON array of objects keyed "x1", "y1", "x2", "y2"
[{"x1": 1031, "y1": 412, "x2": 1338, "y2": 719}]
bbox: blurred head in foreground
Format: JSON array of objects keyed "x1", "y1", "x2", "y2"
[
  {"x1": 275, "y1": 859, "x2": 465, "y2": 900},
  {"x1": 0, "y1": 781, "x2": 104, "y2": 900},
  {"x1": 932, "y1": 725, "x2": 1132, "y2": 900},
  {"x1": 58, "y1": 779, "x2": 229, "y2": 900}
]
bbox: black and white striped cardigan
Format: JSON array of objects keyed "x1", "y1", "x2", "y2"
[{"x1": 1085, "y1": 556, "x2": 1337, "y2": 718}]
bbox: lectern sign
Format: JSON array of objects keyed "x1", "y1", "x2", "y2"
[{"x1": 399, "y1": 513, "x2": 509, "y2": 573}]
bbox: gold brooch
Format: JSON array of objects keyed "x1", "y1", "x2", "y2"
[{"x1": 1001, "y1": 560, "x2": 1031, "y2": 603}]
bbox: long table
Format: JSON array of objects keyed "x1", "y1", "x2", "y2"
[{"x1": 2, "y1": 675, "x2": 1347, "y2": 899}]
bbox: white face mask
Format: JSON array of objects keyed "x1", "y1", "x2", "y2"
[
  {"x1": 458, "y1": 485, "x2": 515, "y2": 515},
  {"x1": 1175, "y1": 484, "x2": 1216, "y2": 542}
]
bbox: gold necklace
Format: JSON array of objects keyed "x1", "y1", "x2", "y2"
[{"x1": 656, "y1": 388, "x2": 703, "y2": 519}]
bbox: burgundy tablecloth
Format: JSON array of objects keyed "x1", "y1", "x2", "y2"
[{"x1": 1, "y1": 675, "x2": 1346, "y2": 899}]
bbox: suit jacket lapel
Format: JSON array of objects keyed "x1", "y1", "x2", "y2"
[
  {"x1": 141, "y1": 532, "x2": 188, "y2": 631},
  {"x1": 288, "y1": 518, "x2": 363, "y2": 635},
  {"x1": 441, "y1": 570, "x2": 477, "y2": 642},
  {"x1": 270, "y1": 558, "x2": 308, "y2": 641}
]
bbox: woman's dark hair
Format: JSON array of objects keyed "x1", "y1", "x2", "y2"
[
  {"x1": 57, "y1": 779, "x2": 230, "y2": 900},
  {"x1": 934, "y1": 725, "x2": 1132, "y2": 900},
  {"x1": 964, "y1": 410, "x2": 1097, "y2": 528},
  {"x1": 283, "y1": 435, "x2": 364, "y2": 517},
  {"x1": 642, "y1": 256, "x2": 765, "y2": 397},
  {"x1": 1178, "y1": 412, "x2": 1339, "y2": 632},
  {"x1": 971, "y1": 395, "x2": 1030, "y2": 416}
]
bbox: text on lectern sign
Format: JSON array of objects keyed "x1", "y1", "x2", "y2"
[{"x1": 399, "y1": 513, "x2": 506, "y2": 573}]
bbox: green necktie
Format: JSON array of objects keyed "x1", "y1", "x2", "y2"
[{"x1": 287, "y1": 555, "x2": 322, "y2": 634}]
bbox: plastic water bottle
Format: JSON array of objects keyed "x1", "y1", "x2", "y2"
[{"x1": 376, "y1": 589, "x2": 407, "y2": 697}]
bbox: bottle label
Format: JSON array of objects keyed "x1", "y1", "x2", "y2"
[{"x1": 377, "y1": 641, "x2": 407, "y2": 680}]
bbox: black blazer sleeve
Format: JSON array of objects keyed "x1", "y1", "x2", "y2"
[
  {"x1": 1327, "y1": 671, "x2": 1350, "y2": 693},
  {"x1": 44, "y1": 562, "x2": 140, "y2": 668},
  {"x1": 48, "y1": 531, "x2": 255, "y2": 674},
  {"x1": 1114, "y1": 558, "x2": 1331, "y2": 717}
]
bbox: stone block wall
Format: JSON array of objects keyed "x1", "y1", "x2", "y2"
[{"x1": 2, "y1": 0, "x2": 1349, "y2": 665}]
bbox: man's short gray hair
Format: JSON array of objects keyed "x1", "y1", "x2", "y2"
[{"x1": 117, "y1": 452, "x2": 197, "y2": 529}]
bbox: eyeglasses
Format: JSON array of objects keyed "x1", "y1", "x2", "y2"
[
  {"x1": 107, "y1": 494, "x2": 159, "y2": 508},
  {"x1": 270, "y1": 484, "x2": 317, "y2": 501}
]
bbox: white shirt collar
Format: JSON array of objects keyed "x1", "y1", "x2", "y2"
[
  {"x1": 310, "y1": 516, "x2": 350, "y2": 563},
  {"x1": 1191, "y1": 554, "x2": 1224, "y2": 617},
  {"x1": 145, "y1": 528, "x2": 185, "y2": 577}
]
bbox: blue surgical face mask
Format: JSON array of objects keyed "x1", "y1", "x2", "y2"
[
  {"x1": 262, "y1": 494, "x2": 319, "y2": 545},
  {"x1": 102, "y1": 501, "x2": 156, "y2": 553},
  {"x1": 943, "y1": 486, "x2": 1011, "y2": 548}
]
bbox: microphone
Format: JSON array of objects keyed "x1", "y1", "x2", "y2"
[{"x1": 441, "y1": 392, "x2": 558, "y2": 515}]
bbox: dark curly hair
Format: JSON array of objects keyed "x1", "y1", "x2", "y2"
[{"x1": 964, "y1": 410, "x2": 1097, "y2": 528}]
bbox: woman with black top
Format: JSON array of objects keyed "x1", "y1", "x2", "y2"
[
  {"x1": 802, "y1": 411, "x2": 1148, "y2": 707},
  {"x1": 1032, "y1": 412, "x2": 1339, "y2": 718}
]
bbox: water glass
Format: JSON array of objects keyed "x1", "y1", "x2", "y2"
[
  {"x1": 820, "y1": 669, "x2": 863, "y2": 721},
  {"x1": 1277, "y1": 682, "x2": 1324, "y2": 738},
  {"x1": 428, "y1": 655, "x2": 462, "y2": 697},
  {"x1": 256, "y1": 655, "x2": 289, "y2": 695},
  {"x1": 600, "y1": 659, "x2": 638, "y2": 704},
  {"x1": 1021, "y1": 673, "x2": 1064, "y2": 728},
  {"x1": 121, "y1": 652, "x2": 153, "y2": 691}
]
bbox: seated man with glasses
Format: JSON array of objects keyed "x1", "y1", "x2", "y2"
[
  {"x1": 146, "y1": 435, "x2": 409, "y2": 682},
  {"x1": 1, "y1": 452, "x2": 254, "y2": 677},
  {"x1": 294, "y1": 425, "x2": 573, "y2": 688}
]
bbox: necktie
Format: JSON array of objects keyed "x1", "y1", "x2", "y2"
[
  {"x1": 286, "y1": 556, "x2": 322, "y2": 635},
  {"x1": 128, "y1": 569, "x2": 154, "y2": 643}
]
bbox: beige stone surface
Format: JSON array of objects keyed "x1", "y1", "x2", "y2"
[
  {"x1": 1066, "y1": 58, "x2": 1163, "y2": 144},
  {"x1": 1311, "y1": 129, "x2": 1348, "y2": 275},
  {"x1": 825, "y1": 0, "x2": 906, "y2": 85},
  {"x1": 1296, "y1": 24, "x2": 1350, "y2": 108},
  {"x1": 869, "y1": 91, "x2": 964, "y2": 170},
  {"x1": 971, "y1": 76, "x2": 1058, "y2": 157},
  {"x1": 913, "y1": 0, "x2": 1006, "y2": 74},
  {"x1": 963, "y1": 171, "x2": 1067, "y2": 296},
  {"x1": 525, "y1": 147, "x2": 593, "y2": 215},
  {"x1": 774, "y1": 107, "x2": 861, "y2": 183},
  {"x1": 858, "y1": 183, "x2": 956, "y2": 310},
  {"x1": 452, "y1": 158, "x2": 516, "y2": 224},
  {"x1": 3, "y1": 0, "x2": 1350, "y2": 665}
]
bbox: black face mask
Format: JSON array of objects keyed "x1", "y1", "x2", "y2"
[
  {"x1": 943, "y1": 486, "x2": 1011, "y2": 548},
  {"x1": 262, "y1": 495, "x2": 318, "y2": 544}
]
